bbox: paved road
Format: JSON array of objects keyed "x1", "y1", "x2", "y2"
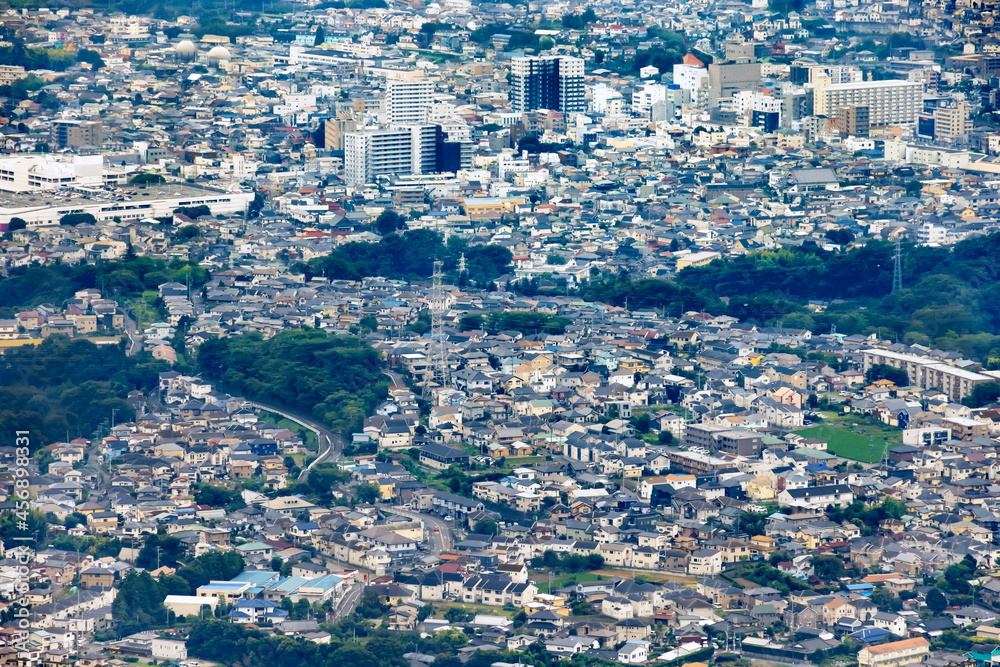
[
  {"x1": 384, "y1": 370, "x2": 408, "y2": 389},
  {"x1": 332, "y1": 582, "x2": 364, "y2": 621},
  {"x1": 122, "y1": 309, "x2": 141, "y2": 357},
  {"x1": 246, "y1": 400, "x2": 342, "y2": 481},
  {"x1": 378, "y1": 504, "x2": 453, "y2": 555}
]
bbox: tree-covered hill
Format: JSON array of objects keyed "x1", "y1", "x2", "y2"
[
  {"x1": 196, "y1": 329, "x2": 388, "y2": 435},
  {"x1": 301, "y1": 229, "x2": 512, "y2": 287},
  {"x1": 0, "y1": 336, "x2": 170, "y2": 450},
  {"x1": 0, "y1": 256, "x2": 207, "y2": 317},
  {"x1": 588, "y1": 232, "x2": 1000, "y2": 361}
]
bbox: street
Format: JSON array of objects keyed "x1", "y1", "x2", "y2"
[
  {"x1": 122, "y1": 309, "x2": 141, "y2": 356},
  {"x1": 379, "y1": 505, "x2": 453, "y2": 555},
  {"x1": 245, "y1": 400, "x2": 344, "y2": 482},
  {"x1": 332, "y1": 583, "x2": 364, "y2": 621}
]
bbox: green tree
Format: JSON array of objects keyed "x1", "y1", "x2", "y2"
[
  {"x1": 7, "y1": 217, "x2": 26, "y2": 232},
  {"x1": 870, "y1": 587, "x2": 901, "y2": 613},
  {"x1": 459, "y1": 314, "x2": 486, "y2": 331},
  {"x1": 354, "y1": 482, "x2": 382, "y2": 504},
  {"x1": 375, "y1": 210, "x2": 406, "y2": 235},
  {"x1": 60, "y1": 213, "x2": 97, "y2": 226},
  {"x1": 356, "y1": 589, "x2": 388, "y2": 618},
  {"x1": 963, "y1": 381, "x2": 1000, "y2": 408},
  {"x1": 473, "y1": 520, "x2": 499, "y2": 535},
  {"x1": 811, "y1": 555, "x2": 845, "y2": 582},
  {"x1": 314, "y1": 25, "x2": 326, "y2": 46},
  {"x1": 176, "y1": 225, "x2": 201, "y2": 240},
  {"x1": 630, "y1": 412, "x2": 652, "y2": 433},
  {"x1": 444, "y1": 607, "x2": 474, "y2": 623},
  {"x1": 926, "y1": 587, "x2": 948, "y2": 614},
  {"x1": 864, "y1": 364, "x2": 909, "y2": 386},
  {"x1": 131, "y1": 172, "x2": 165, "y2": 184}
]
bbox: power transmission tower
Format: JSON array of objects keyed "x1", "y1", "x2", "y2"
[{"x1": 892, "y1": 237, "x2": 903, "y2": 292}]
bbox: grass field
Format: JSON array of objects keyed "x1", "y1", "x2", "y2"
[
  {"x1": 795, "y1": 415, "x2": 899, "y2": 463},
  {"x1": 438, "y1": 600, "x2": 516, "y2": 619},
  {"x1": 529, "y1": 571, "x2": 602, "y2": 594},
  {"x1": 504, "y1": 456, "x2": 544, "y2": 470},
  {"x1": 592, "y1": 569, "x2": 697, "y2": 587}
]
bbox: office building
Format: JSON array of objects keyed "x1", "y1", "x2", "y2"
[
  {"x1": 344, "y1": 125, "x2": 469, "y2": 185},
  {"x1": 632, "y1": 82, "x2": 666, "y2": 118},
  {"x1": 707, "y1": 62, "x2": 761, "y2": 107},
  {"x1": 51, "y1": 120, "x2": 103, "y2": 149},
  {"x1": 812, "y1": 79, "x2": 922, "y2": 127},
  {"x1": 385, "y1": 78, "x2": 434, "y2": 124},
  {"x1": 933, "y1": 99, "x2": 971, "y2": 144},
  {"x1": 673, "y1": 63, "x2": 709, "y2": 105},
  {"x1": 510, "y1": 56, "x2": 585, "y2": 113}
]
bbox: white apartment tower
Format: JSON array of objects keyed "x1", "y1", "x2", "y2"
[
  {"x1": 344, "y1": 126, "x2": 438, "y2": 186},
  {"x1": 385, "y1": 79, "x2": 434, "y2": 124}
]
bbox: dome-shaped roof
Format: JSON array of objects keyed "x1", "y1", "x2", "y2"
[
  {"x1": 207, "y1": 46, "x2": 231, "y2": 61},
  {"x1": 176, "y1": 40, "x2": 197, "y2": 56}
]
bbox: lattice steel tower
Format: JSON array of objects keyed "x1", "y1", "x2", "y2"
[{"x1": 892, "y1": 237, "x2": 903, "y2": 293}]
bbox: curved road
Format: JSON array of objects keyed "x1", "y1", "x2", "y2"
[
  {"x1": 246, "y1": 400, "x2": 342, "y2": 481},
  {"x1": 384, "y1": 370, "x2": 409, "y2": 390},
  {"x1": 378, "y1": 504, "x2": 453, "y2": 554}
]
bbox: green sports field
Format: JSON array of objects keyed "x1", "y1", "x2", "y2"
[{"x1": 795, "y1": 422, "x2": 893, "y2": 463}]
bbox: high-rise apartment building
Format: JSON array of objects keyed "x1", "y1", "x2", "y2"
[
  {"x1": 344, "y1": 125, "x2": 469, "y2": 185},
  {"x1": 385, "y1": 79, "x2": 434, "y2": 124},
  {"x1": 324, "y1": 114, "x2": 358, "y2": 152},
  {"x1": 933, "y1": 99, "x2": 971, "y2": 144},
  {"x1": 812, "y1": 79, "x2": 921, "y2": 127},
  {"x1": 837, "y1": 105, "x2": 870, "y2": 138},
  {"x1": 510, "y1": 56, "x2": 585, "y2": 113},
  {"x1": 51, "y1": 120, "x2": 103, "y2": 149}
]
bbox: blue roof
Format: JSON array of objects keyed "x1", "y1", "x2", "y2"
[
  {"x1": 302, "y1": 574, "x2": 346, "y2": 591},
  {"x1": 198, "y1": 582, "x2": 247, "y2": 591},
  {"x1": 234, "y1": 598, "x2": 277, "y2": 609},
  {"x1": 264, "y1": 576, "x2": 309, "y2": 593},
  {"x1": 850, "y1": 627, "x2": 889, "y2": 644},
  {"x1": 229, "y1": 571, "x2": 281, "y2": 585}
]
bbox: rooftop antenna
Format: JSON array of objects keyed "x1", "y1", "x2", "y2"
[{"x1": 892, "y1": 236, "x2": 903, "y2": 293}]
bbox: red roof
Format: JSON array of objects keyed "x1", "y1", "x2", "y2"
[{"x1": 683, "y1": 53, "x2": 705, "y2": 67}]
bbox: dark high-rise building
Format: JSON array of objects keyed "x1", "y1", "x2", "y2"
[{"x1": 510, "y1": 56, "x2": 585, "y2": 114}]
